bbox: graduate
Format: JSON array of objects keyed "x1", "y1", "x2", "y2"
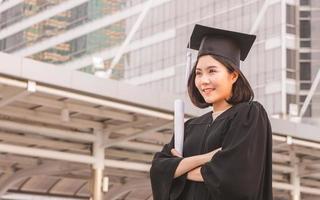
[{"x1": 150, "y1": 24, "x2": 273, "y2": 200}]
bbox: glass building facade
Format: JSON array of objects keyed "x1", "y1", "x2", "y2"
[{"x1": 1, "y1": 0, "x2": 319, "y2": 122}]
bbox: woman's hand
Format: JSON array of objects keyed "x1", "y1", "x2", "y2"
[
  {"x1": 187, "y1": 167, "x2": 203, "y2": 182},
  {"x1": 171, "y1": 147, "x2": 222, "y2": 179},
  {"x1": 202, "y1": 147, "x2": 222, "y2": 162},
  {"x1": 185, "y1": 148, "x2": 222, "y2": 182},
  {"x1": 171, "y1": 148, "x2": 182, "y2": 157}
]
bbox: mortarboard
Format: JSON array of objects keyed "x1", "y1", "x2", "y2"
[{"x1": 188, "y1": 24, "x2": 256, "y2": 68}]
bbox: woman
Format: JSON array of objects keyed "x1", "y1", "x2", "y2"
[{"x1": 150, "y1": 24, "x2": 273, "y2": 200}]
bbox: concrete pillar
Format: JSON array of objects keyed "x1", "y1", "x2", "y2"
[
  {"x1": 290, "y1": 152, "x2": 301, "y2": 200},
  {"x1": 92, "y1": 129, "x2": 105, "y2": 200}
]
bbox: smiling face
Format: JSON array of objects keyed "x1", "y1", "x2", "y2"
[{"x1": 195, "y1": 55, "x2": 238, "y2": 111}]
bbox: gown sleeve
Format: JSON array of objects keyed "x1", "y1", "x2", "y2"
[
  {"x1": 150, "y1": 119, "x2": 192, "y2": 200},
  {"x1": 200, "y1": 102, "x2": 273, "y2": 199}
]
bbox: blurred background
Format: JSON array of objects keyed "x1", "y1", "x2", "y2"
[{"x1": 0, "y1": 0, "x2": 319, "y2": 199}]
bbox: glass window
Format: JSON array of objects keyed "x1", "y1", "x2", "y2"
[
  {"x1": 0, "y1": 4, "x2": 23, "y2": 29},
  {"x1": 286, "y1": 5, "x2": 296, "y2": 25},
  {"x1": 300, "y1": 83, "x2": 311, "y2": 90},
  {"x1": 286, "y1": 49, "x2": 296, "y2": 69},
  {"x1": 300, "y1": 20, "x2": 311, "y2": 38},
  {"x1": 300, "y1": 53, "x2": 311, "y2": 60},
  {"x1": 300, "y1": 95, "x2": 307, "y2": 102},
  {"x1": 300, "y1": 62, "x2": 311, "y2": 80},
  {"x1": 287, "y1": 71, "x2": 296, "y2": 79},
  {"x1": 300, "y1": 40, "x2": 311, "y2": 47},
  {"x1": 300, "y1": 11, "x2": 311, "y2": 18},
  {"x1": 303, "y1": 104, "x2": 312, "y2": 117},
  {"x1": 287, "y1": 94, "x2": 297, "y2": 114},
  {"x1": 300, "y1": 0, "x2": 310, "y2": 6},
  {"x1": 0, "y1": 39, "x2": 5, "y2": 51}
]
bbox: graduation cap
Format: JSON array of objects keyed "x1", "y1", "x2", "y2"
[{"x1": 188, "y1": 24, "x2": 256, "y2": 68}]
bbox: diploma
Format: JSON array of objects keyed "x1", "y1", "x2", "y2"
[{"x1": 174, "y1": 99, "x2": 184, "y2": 156}]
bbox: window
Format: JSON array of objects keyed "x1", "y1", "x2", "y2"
[
  {"x1": 300, "y1": 83, "x2": 311, "y2": 89},
  {"x1": 300, "y1": 20, "x2": 311, "y2": 38},
  {"x1": 0, "y1": 39, "x2": 5, "y2": 51},
  {"x1": 300, "y1": 95, "x2": 307, "y2": 102},
  {"x1": 287, "y1": 71, "x2": 296, "y2": 79},
  {"x1": 300, "y1": 53, "x2": 311, "y2": 60},
  {"x1": 0, "y1": 4, "x2": 23, "y2": 29},
  {"x1": 300, "y1": 62, "x2": 311, "y2": 80},
  {"x1": 287, "y1": 94, "x2": 297, "y2": 115},
  {"x1": 303, "y1": 104, "x2": 312, "y2": 117},
  {"x1": 286, "y1": 5, "x2": 296, "y2": 34},
  {"x1": 287, "y1": 49, "x2": 296, "y2": 69},
  {"x1": 300, "y1": 0, "x2": 310, "y2": 6},
  {"x1": 300, "y1": 11, "x2": 310, "y2": 18},
  {"x1": 300, "y1": 40, "x2": 311, "y2": 47}
]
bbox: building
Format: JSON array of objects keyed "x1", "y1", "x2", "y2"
[{"x1": 1, "y1": 0, "x2": 319, "y2": 121}]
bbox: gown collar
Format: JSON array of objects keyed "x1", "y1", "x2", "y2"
[{"x1": 189, "y1": 101, "x2": 253, "y2": 125}]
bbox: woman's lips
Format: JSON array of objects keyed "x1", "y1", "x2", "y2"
[{"x1": 202, "y1": 88, "x2": 215, "y2": 95}]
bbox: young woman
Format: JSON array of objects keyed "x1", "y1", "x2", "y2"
[{"x1": 150, "y1": 24, "x2": 273, "y2": 200}]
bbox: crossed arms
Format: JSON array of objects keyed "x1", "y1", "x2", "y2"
[{"x1": 171, "y1": 148, "x2": 221, "y2": 182}]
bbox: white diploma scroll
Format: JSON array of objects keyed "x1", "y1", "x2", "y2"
[{"x1": 174, "y1": 99, "x2": 184, "y2": 156}]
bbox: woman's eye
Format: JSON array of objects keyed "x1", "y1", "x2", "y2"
[
  {"x1": 209, "y1": 69, "x2": 216, "y2": 73},
  {"x1": 195, "y1": 72, "x2": 201, "y2": 76}
]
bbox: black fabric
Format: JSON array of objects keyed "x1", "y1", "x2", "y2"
[
  {"x1": 150, "y1": 101, "x2": 273, "y2": 200},
  {"x1": 188, "y1": 24, "x2": 256, "y2": 67}
]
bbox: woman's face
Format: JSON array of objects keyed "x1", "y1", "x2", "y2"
[{"x1": 195, "y1": 55, "x2": 238, "y2": 106}]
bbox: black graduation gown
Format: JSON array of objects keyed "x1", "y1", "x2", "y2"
[{"x1": 150, "y1": 101, "x2": 273, "y2": 200}]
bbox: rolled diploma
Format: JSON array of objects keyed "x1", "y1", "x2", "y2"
[{"x1": 174, "y1": 99, "x2": 184, "y2": 156}]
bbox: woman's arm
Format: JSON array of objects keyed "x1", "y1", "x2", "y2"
[
  {"x1": 187, "y1": 167, "x2": 203, "y2": 182},
  {"x1": 171, "y1": 148, "x2": 221, "y2": 178}
]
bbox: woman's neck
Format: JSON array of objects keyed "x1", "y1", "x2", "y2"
[{"x1": 212, "y1": 101, "x2": 232, "y2": 112}]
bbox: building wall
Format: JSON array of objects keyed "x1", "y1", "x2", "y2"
[
  {"x1": 125, "y1": 0, "x2": 284, "y2": 116},
  {"x1": 310, "y1": 0, "x2": 320, "y2": 118}
]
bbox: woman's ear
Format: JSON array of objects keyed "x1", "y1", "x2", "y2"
[{"x1": 231, "y1": 71, "x2": 239, "y2": 84}]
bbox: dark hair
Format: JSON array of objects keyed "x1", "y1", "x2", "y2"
[{"x1": 187, "y1": 54, "x2": 254, "y2": 108}]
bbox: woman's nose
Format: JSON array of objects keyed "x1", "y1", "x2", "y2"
[{"x1": 200, "y1": 75, "x2": 210, "y2": 84}]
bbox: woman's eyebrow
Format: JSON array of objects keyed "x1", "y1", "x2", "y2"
[{"x1": 196, "y1": 65, "x2": 218, "y2": 70}]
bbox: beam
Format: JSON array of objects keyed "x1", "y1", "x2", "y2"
[
  {"x1": 0, "y1": 106, "x2": 104, "y2": 129},
  {"x1": 0, "y1": 162, "x2": 81, "y2": 197},
  {"x1": 105, "y1": 118, "x2": 156, "y2": 132},
  {"x1": 0, "y1": 119, "x2": 95, "y2": 142},
  {"x1": 0, "y1": 76, "x2": 173, "y2": 120},
  {"x1": 114, "y1": 141, "x2": 161, "y2": 152},
  {"x1": 0, "y1": 131, "x2": 89, "y2": 153},
  {"x1": 106, "y1": 0, "x2": 154, "y2": 77},
  {"x1": 273, "y1": 164, "x2": 294, "y2": 173},
  {"x1": 104, "y1": 179, "x2": 150, "y2": 200},
  {"x1": 35, "y1": 84, "x2": 173, "y2": 120},
  {"x1": 1, "y1": 192, "x2": 86, "y2": 200},
  {"x1": 19, "y1": 95, "x2": 135, "y2": 122},
  {"x1": 300, "y1": 68, "x2": 320, "y2": 118},
  {"x1": 61, "y1": 28, "x2": 175, "y2": 71},
  {"x1": 0, "y1": 90, "x2": 30, "y2": 107},
  {"x1": 0, "y1": 80, "x2": 35, "y2": 107},
  {"x1": 103, "y1": 122, "x2": 173, "y2": 148},
  {"x1": 273, "y1": 182, "x2": 320, "y2": 195},
  {"x1": 0, "y1": 143, "x2": 150, "y2": 172},
  {"x1": 249, "y1": 0, "x2": 280, "y2": 34},
  {"x1": 106, "y1": 149, "x2": 153, "y2": 162}
]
